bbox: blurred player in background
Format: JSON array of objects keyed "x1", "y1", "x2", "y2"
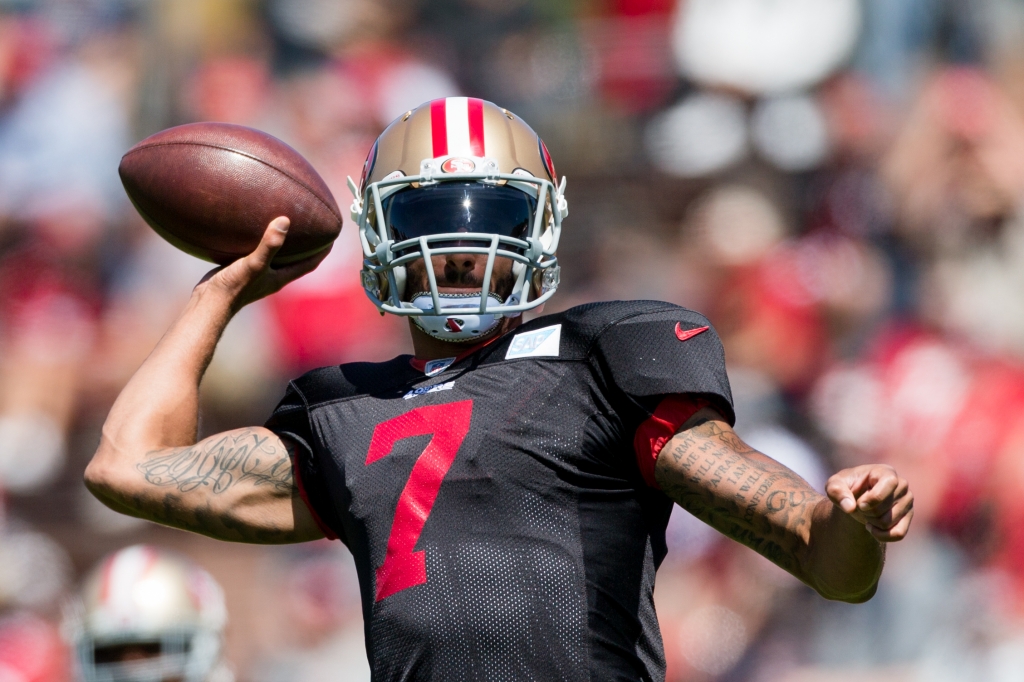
[
  {"x1": 252, "y1": 545, "x2": 370, "y2": 682},
  {"x1": 67, "y1": 545, "x2": 231, "y2": 682},
  {"x1": 85, "y1": 99, "x2": 913, "y2": 680}
]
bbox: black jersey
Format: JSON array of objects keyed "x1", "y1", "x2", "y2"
[{"x1": 265, "y1": 300, "x2": 734, "y2": 682}]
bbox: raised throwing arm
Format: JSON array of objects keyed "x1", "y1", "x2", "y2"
[
  {"x1": 655, "y1": 407, "x2": 913, "y2": 602},
  {"x1": 85, "y1": 219, "x2": 330, "y2": 543}
]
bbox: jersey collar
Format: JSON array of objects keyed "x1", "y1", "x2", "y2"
[{"x1": 410, "y1": 334, "x2": 503, "y2": 376}]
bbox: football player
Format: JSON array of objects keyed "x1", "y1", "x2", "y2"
[
  {"x1": 85, "y1": 98, "x2": 913, "y2": 680},
  {"x1": 66, "y1": 545, "x2": 231, "y2": 682}
]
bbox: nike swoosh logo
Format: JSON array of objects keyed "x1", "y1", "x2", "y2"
[{"x1": 675, "y1": 323, "x2": 709, "y2": 342}]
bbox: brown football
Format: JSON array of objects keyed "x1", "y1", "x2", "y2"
[{"x1": 119, "y1": 122, "x2": 342, "y2": 265}]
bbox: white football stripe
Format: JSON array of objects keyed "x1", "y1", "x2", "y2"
[
  {"x1": 106, "y1": 545, "x2": 154, "y2": 613},
  {"x1": 445, "y1": 97, "x2": 472, "y2": 156}
]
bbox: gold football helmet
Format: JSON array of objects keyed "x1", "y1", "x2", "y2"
[
  {"x1": 67, "y1": 545, "x2": 228, "y2": 682},
  {"x1": 349, "y1": 97, "x2": 568, "y2": 342}
]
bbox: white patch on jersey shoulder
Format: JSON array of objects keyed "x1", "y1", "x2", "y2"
[
  {"x1": 505, "y1": 324, "x2": 562, "y2": 360},
  {"x1": 423, "y1": 357, "x2": 456, "y2": 376},
  {"x1": 404, "y1": 381, "x2": 455, "y2": 400}
]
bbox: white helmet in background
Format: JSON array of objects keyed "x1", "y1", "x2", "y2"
[{"x1": 67, "y1": 545, "x2": 229, "y2": 682}]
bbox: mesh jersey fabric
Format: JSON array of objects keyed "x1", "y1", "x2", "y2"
[{"x1": 265, "y1": 300, "x2": 734, "y2": 682}]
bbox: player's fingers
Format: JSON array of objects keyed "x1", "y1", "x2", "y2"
[
  {"x1": 855, "y1": 467, "x2": 900, "y2": 512},
  {"x1": 867, "y1": 508, "x2": 913, "y2": 542},
  {"x1": 246, "y1": 217, "x2": 290, "y2": 272},
  {"x1": 826, "y1": 466, "x2": 875, "y2": 515},
  {"x1": 860, "y1": 475, "x2": 909, "y2": 518},
  {"x1": 866, "y1": 490, "x2": 913, "y2": 530},
  {"x1": 268, "y1": 243, "x2": 333, "y2": 286},
  {"x1": 859, "y1": 477, "x2": 909, "y2": 519},
  {"x1": 826, "y1": 476, "x2": 855, "y2": 514}
]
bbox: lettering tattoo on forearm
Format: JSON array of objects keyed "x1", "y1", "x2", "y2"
[
  {"x1": 655, "y1": 421, "x2": 822, "y2": 572},
  {"x1": 138, "y1": 429, "x2": 293, "y2": 495},
  {"x1": 128, "y1": 429, "x2": 300, "y2": 543}
]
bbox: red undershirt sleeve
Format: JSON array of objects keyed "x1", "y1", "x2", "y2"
[{"x1": 632, "y1": 395, "x2": 709, "y2": 489}]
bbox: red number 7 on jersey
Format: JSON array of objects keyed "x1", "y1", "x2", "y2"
[{"x1": 366, "y1": 400, "x2": 473, "y2": 601}]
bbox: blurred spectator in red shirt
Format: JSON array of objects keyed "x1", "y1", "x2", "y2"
[{"x1": 0, "y1": 613, "x2": 70, "y2": 682}]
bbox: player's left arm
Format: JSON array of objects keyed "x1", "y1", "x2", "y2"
[{"x1": 655, "y1": 406, "x2": 913, "y2": 603}]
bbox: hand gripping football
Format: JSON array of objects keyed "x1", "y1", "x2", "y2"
[{"x1": 119, "y1": 122, "x2": 342, "y2": 265}]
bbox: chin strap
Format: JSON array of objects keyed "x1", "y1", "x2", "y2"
[{"x1": 409, "y1": 292, "x2": 513, "y2": 342}]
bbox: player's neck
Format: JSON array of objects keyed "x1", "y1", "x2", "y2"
[{"x1": 409, "y1": 317, "x2": 523, "y2": 361}]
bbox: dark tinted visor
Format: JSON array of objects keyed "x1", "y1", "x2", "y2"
[{"x1": 384, "y1": 183, "x2": 536, "y2": 243}]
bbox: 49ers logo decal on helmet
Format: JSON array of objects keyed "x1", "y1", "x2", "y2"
[
  {"x1": 430, "y1": 97, "x2": 486, "y2": 159},
  {"x1": 441, "y1": 157, "x2": 476, "y2": 173}
]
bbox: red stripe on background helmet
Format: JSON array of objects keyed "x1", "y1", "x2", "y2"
[
  {"x1": 430, "y1": 99, "x2": 448, "y2": 158},
  {"x1": 467, "y1": 97, "x2": 485, "y2": 156}
]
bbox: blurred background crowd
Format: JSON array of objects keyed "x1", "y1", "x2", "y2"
[{"x1": 0, "y1": 0, "x2": 1023, "y2": 679}]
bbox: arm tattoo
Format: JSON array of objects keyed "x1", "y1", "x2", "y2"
[
  {"x1": 655, "y1": 421, "x2": 822, "y2": 574},
  {"x1": 130, "y1": 429, "x2": 302, "y2": 543},
  {"x1": 138, "y1": 429, "x2": 293, "y2": 495}
]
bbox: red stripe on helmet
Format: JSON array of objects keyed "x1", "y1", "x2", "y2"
[
  {"x1": 430, "y1": 99, "x2": 448, "y2": 158},
  {"x1": 98, "y1": 556, "x2": 115, "y2": 603},
  {"x1": 540, "y1": 139, "x2": 556, "y2": 180},
  {"x1": 467, "y1": 98, "x2": 485, "y2": 156},
  {"x1": 140, "y1": 546, "x2": 158, "y2": 575}
]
